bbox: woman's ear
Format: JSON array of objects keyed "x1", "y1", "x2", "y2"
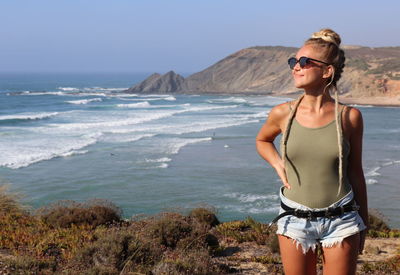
[{"x1": 323, "y1": 65, "x2": 334, "y2": 79}]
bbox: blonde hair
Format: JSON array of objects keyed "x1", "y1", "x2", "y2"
[{"x1": 281, "y1": 28, "x2": 346, "y2": 196}]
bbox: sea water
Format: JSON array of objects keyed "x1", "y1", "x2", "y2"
[{"x1": 0, "y1": 73, "x2": 399, "y2": 228}]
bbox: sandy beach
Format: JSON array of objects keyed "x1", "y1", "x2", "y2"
[
  {"x1": 273, "y1": 92, "x2": 400, "y2": 107},
  {"x1": 340, "y1": 95, "x2": 400, "y2": 107}
]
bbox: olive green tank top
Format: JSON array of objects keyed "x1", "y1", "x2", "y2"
[{"x1": 282, "y1": 107, "x2": 352, "y2": 208}]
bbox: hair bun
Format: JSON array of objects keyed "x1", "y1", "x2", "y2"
[{"x1": 311, "y1": 28, "x2": 341, "y2": 47}]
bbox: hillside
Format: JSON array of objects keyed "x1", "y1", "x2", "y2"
[{"x1": 125, "y1": 46, "x2": 400, "y2": 102}]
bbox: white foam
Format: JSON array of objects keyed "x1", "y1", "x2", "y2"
[
  {"x1": 366, "y1": 179, "x2": 378, "y2": 185},
  {"x1": 365, "y1": 166, "x2": 381, "y2": 177},
  {"x1": 349, "y1": 104, "x2": 374, "y2": 108},
  {"x1": 114, "y1": 94, "x2": 138, "y2": 98},
  {"x1": 145, "y1": 157, "x2": 172, "y2": 163},
  {"x1": 0, "y1": 133, "x2": 99, "y2": 169},
  {"x1": 183, "y1": 105, "x2": 238, "y2": 112},
  {"x1": 165, "y1": 137, "x2": 212, "y2": 155},
  {"x1": 223, "y1": 204, "x2": 280, "y2": 214},
  {"x1": 60, "y1": 150, "x2": 89, "y2": 157},
  {"x1": 0, "y1": 112, "x2": 59, "y2": 121},
  {"x1": 228, "y1": 111, "x2": 269, "y2": 120},
  {"x1": 164, "y1": 96, "x2": 176, "y2": 101},
  {"x1": 167, "y1": 119, "x2": 260, "y2": 135},
  {"x1": 208, "y1": 97, "x2": 247, "y2": 104},
  {"x1": 141, "y1": 94, "x2": 172, "y2": 98},
  {"x1": 83, "y1": 87, "x2": 128, "y2": 92},
  {"x1": 49, "y1": 110, "x2": 183, "y2": 131},
  {"x1": 66, "y1": 98, "x2": 103, "y2": 105},
  {"x1": 74, "y1": 92, "x2": 108, "y2": 97},
  {"x1": 247, "y1": 96, "x2": 292, "y2": 106},
  {"x1": 381, "y1": 160, "x2": 400, "y2": 167},
  {"x1": 156, "y1": 163, "x2": 169, "y2": 169},
  {"x1": 58, "y1": 87, "x2": 80, "y2": 92},
  {"x1": 116, "y1": 102, "x2": 151, "y2": 108},
  {"x1": 115, "y1": 97, "x2": 168, "y2": 102},
  {"x1": 223, "y1": 192, "x2": 279, "y2": 203},
  {"x1": 23, "y1": 91, "x2": 67, "y2": 96},
  {"x1": 101, "y1": 134, "x2": 155, "y2": 143}
]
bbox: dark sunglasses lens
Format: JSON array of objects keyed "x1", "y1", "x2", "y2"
[
  {"x1": 288, "y1": 58, "x2": 297, "y2": 69},
  {"x1": 299, "y1": 57, "x2": 310, "y2": 68}
]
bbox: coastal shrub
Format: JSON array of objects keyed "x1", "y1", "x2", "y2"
[
  {"x1": 146, "y1": 212, "x2": 193, "y2": 249},
  {"x1": 0, "y1": 184, "x2": 25, "y2": 214},
  {"x1": 361, "y1": 255, "x2": 400, "y2": 274},
  {"x1": 69, "y1": 211, "x2": 223, "y2": 274},
  {"x1": 188, "y1": 207, "x2": 220, "y2": 228},
  {"x1": 368, "y1": 211, "x2": 390, "y2": 231},
  {"x1": 152, "y1": 248, "x2": 223, "y2": 275},
  {"x1": 38, "y1": 199, "x2": 122, "y2": 228},
  {"x1": 70, "y1": 226, "x2": 164, "y2": 274},
  {"x1": 215, "y1": 217, "x2": 272, "y2": 245},
  {"x1": 2, "y1": 255, "x2": 56, "y2": 275},
  {"x1": 0, "y1": 210, "x2": 95, "y2": 271}
]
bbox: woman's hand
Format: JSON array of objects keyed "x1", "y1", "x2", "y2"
[
  {"x1": 359, "y1": 228, "x2": 368, "y2": 254},
  {"x1": 274, "y1": 160, "x2": 291, "y2": 189}
]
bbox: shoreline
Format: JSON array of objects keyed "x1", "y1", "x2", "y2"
[
  {"x1": 163, "y1": 91, "x2": 400, "y2": 107},
  {"x1": 270, "y1": 92, "x2": 400, "y2": 107}
]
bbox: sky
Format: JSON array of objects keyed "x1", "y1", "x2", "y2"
[{"x1": 1, "y1": 0, "x2": 399, "y2": 74}]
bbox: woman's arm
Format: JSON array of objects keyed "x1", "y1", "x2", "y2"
[
  {"x1": 256, "y1": 103, "x2": 290, "y2": 188},
  {"x1": 346, "y1": 107, "x2": 369, "y2": 252}
]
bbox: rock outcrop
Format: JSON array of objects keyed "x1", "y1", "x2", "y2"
[
  {"x1": 125, "y1": 71, "x2": 185, "y2": 94},
  {"x1": 125, "y1": 46, "x2": 400, "y2": 98}
]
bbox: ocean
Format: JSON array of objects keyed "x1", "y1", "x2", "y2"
[{"x1": 0, "y1": 73, "x2": 399, "y2": 228}]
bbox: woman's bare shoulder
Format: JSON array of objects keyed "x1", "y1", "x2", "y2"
[
  {"x1": 269, "y1": 101, "x2": 293, "y2": 120},
  {"x1": 342, "y1": 104, "x2": 363, "y2": 128}
]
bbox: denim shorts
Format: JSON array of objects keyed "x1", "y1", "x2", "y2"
[{"x1": 276, "y1": 187, "x2": 366, "y2": 254}]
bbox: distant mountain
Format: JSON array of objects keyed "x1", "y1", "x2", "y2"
[{"x1": 125, "y1": 46, "x2": 400, "y2": 98}]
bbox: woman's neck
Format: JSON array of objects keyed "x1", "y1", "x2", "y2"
[{"x1": 301, "y1": 90, "x2": 334, "y2": 112}]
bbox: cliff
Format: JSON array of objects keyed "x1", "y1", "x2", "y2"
[{"x1": 125, "y1": 46, "x2": 400, "y2": 99}]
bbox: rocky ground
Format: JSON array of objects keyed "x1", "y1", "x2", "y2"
[{"x1": 213, "y1": 238, "x2": 400, "y2": 274}]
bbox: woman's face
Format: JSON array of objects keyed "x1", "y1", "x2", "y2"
[{"x1": 291, "y1": 44, "x2": 329, "y2": 91}]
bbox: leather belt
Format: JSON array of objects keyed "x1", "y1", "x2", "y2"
[{"x1": 269, "y1": 199, "x2": 359, "y2": 225}]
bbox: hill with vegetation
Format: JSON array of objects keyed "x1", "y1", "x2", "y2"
[{"x1": 125, "y1": 46, "x2": 400, "y2": 103}]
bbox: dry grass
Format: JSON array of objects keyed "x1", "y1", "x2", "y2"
[{"x1": 0, "y1": 184, "x2": 25, "y2": 214}]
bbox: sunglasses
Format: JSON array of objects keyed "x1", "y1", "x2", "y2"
[{"x1": 288, "y1": 56, "x2": 330, "y2": 69}]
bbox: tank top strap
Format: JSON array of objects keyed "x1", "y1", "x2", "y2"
[{"x1": 338, "y1": 104, "x2": 346, "y2": 128}]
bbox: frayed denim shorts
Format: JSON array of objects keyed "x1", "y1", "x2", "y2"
[{"x1": 276, "y1": 187, "x2": 366, "y2": 254}]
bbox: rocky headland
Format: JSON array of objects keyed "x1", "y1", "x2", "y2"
[{"x1": 125, "y1": 45, "x2": 400, "y2": 106}]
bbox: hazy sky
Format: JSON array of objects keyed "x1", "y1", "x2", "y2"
[{"x1": 1, "y1": 0, "x2": 399, "y2": 74}]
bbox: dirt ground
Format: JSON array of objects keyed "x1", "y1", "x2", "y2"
[{"x1": 213, "y1": 237, "x2": 400, "y2": 274}]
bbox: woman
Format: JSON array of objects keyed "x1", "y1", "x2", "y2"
[{"x1": 256, "y1": 29, "x2": 369, "y2": 275}]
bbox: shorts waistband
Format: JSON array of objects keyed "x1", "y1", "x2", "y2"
[{"x1": 279, "y1": 186, "x2": 354, "y2": 211}]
